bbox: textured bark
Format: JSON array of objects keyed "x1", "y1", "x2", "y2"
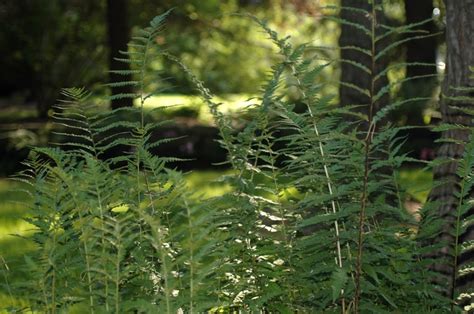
[
  {"x1": 106, "y1": 0, "x2": 133, "y2": 109},
  {"x1": 426, "y1": 0, "x2": 474, "y2": 302},
  {"x1": 338, "y1": 0, "x2": 389, "y2": 120}
]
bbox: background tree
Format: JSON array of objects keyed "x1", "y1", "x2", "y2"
[
  {"x1": 399, "y1": 0, "x2": 438, "y2": 125},
  {"x1": 106, "y1": 0, "x2": 133, "y2": 109},
  {"x1": 0, "y1": 0, "x2": 106, "y2": 118},
  {"x1": 424, "y1": 0, "x2": 474, "y2": 303},
  {"x1": 338, "y1": 0, "x2": 390, "y2": 122}
]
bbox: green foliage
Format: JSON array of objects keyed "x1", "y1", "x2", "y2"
[
  {"x1": 0, "y1": 0, "x2": 107, "y2": 115},
  {"x1": 1, "y1": 4, "x2": 472, "y2": 313}
]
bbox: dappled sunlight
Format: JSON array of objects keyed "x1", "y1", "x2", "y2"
[
  {"x1": 0, "y1": 179, "x2": 34, "y2": 242},
  {"x1": 184, "y1": 170, "x2": 234, "y2": 198},
  {"x1": 399, "y1": 167, "x2": 433, "y2": 203},
  {"x1": 137, "y1": 94, "x2": 257, "y2": 124}
]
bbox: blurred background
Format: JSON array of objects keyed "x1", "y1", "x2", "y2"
[{"x1": 0, "y1": 0, "x2": 446, "y2": 177}]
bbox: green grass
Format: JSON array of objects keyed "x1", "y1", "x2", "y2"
[
  {"x1": 0, "y1": 179, "x2": 36, "y2": 312},
  {"x1": 0, "y1": 94, "x2": 255, "y2": 126},
  {"x1": 399, "y1": 167, "x2": 433, "y2": 203},
  {"x1": 0, "y1": 170, "x2": 234, "y2": 245},
  {"x1": 0, "y1": 106, "x2": 38, "y2": 123},
  {"x1": 0, "y1": 180, "x2": 34, "y2": 240},
  {"x1": 138, "y1": 93, "x2": 256, "y2": 124},
  {"x1": 185, "y1": 170, "x2": 233, "y2": 198}
]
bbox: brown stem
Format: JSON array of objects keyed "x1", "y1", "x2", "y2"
[{"x1": 354, "y1": 3, "x2": 377, "y2": 312}]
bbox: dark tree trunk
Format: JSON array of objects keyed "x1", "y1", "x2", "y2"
[
  {"x1": 106, "y1": 0, "x2": 133, "y2": 109},
  {"x1": 400, "y1": 0, "x2": 438, "y2": 125},
  {"x1": 425, "y1": 0, "x2": 474, "y2": 303},
  {"x1": 338, "y1": 0, "x2": 394, "y2": 210},
  {"x1": 338, "y1": 0, "x2": 390, "y2": 116},
  {"x1": 405, "y1": 0, "x2": 437, "y2": 78},
  {"x1": 338, "y1": 0, "x2": 371, "y2": 113}
]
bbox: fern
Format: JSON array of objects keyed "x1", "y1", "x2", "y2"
[
  {"x1": 453, "y1": 131, "x2": 474, "y2": 304},
  {"x1": 5, "y1": 4, "x2": 474, "y2": 313}
]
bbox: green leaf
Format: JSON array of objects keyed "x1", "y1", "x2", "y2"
[{"x1": 331, "y1": 268, "x2": 348, "y2": 302}]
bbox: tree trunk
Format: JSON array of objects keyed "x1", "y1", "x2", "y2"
[
  {"x1": 338, "y1": 0, "x2": 371, "y2": 113},
  {"x1": 425, "y1": 0, "x2": 474, "y2": 303},
  {"x1": 338, "y1": 0, "x2": 390, "y2": 119},
  {"x1": 106, "y1": 0, "x2": 133, "y2": 109},
  {"x1": 400, "y1": 0, "x2": 438, "y2": 125}
]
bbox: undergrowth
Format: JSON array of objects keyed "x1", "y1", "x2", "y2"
[{"x1": 1, "y1": 4, "x2": 473, "y2": 313}]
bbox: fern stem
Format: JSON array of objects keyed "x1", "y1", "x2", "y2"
[
  {"x1": 50, "y1": 230, "x2": 57, "y2": 314},
  {"x1": 143, "y1": 175, "x2": 171, "y2": 313},
  {"x1": 184, "y1": 200, "x2": 195, "y2": 313},
  {"x1": 0, "y1": 256, "x2": 14, "y2": 305},
  {"x1": 68, "y1": 168, "x2": 96, "y2": 313},
  {"x1": 83, "y1": 240, "x2": 95, "y2": 313},
  {"x1": 157, "y1": 227, "x2": 171, "y2": 313},
  {"x1": 391, "y1": 163, "x2": 403, "y2": 211},
  {"x1": 82, "y1": 124, "x2": 97, "y2": 314},
  {"x1": 41, "y1": 274, "x2": 48, "y2": 313},
  {"x1": 135, "y1": 33, "x2": 150, "y2": 220},
  {"x1": 450, "y1": 139, "x2": 472, "y2": 308},
  {"x1": 115, "y1": 223, "x2": 121, "y2": 314},
  {"x1": 289, "y1": 63, "x2": 345, "y2": 310},
  {"x1": 71, "y1": 196, "x2": 95, "y2": 313},
  {"x1": 288, "y1": 65, "x2": 343, "y2": 265},
  {"x1": 354, "y1": 128, "x2": 371, "y2": 313},
  {"x1": 259, "y1": 122, "x2": 297, "y2": 306},
  {"x1": 93, "y1": 175, "x2": 109, "y2": 312},
  {"x1": 354, "y1": 4, "x2": 377, "y2": 312}
]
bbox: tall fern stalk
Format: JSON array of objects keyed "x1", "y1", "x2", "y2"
[
  {"x1": 354, "y1": 3, "x2": 377, "y2": 311},
  {"x1": 451, "y1": 134, "x2": 473, "y2": 306},
  {"x1": 288, "y1": 61, "x2": 345, "y2": 309}
]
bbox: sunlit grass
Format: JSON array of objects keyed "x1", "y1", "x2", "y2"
[
  {"x1": 0, "y1": 180, "x2": 34, "y2": 243},
  {"x1": 0, "y1": 292, "x2": 33, "y2": 314},
  {"x1": 0, "y1": 171, "x2": 235, "y2": 248},
  {"x1": 399, "y1": 167, "x2": 433, "y2": 203},
  {"x1": 0, "y1": 106, "x2": 37, "y2": 122},
  {"x1": 137, "y1": 93, "x2": 256, "y2": 124},
  {"x1": 184, "y1": 170, "x2": 233, "y2": 199},
  {"x1": 0, "y1": 93, "x2": 256, "y2": 126},
  {"x1": 0, "y1": 179, "x2": 36, "y2": 311},
  {"x1": 183, "y1": 167, "x2": 433, "y2": 204}
]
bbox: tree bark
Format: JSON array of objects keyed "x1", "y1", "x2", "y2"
[
  {"x1": 338, "y1": 0, "x2": 390, "y2": 120},
  {"x1": 425, "y1": 0, "x2": 474, "y2": 303},
  {"x1": 338, "y1": 0, "x2": 371, "y2": 113},
  {"x1": 106, "y1": 0, "x2": 133, "y2": 109}
]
